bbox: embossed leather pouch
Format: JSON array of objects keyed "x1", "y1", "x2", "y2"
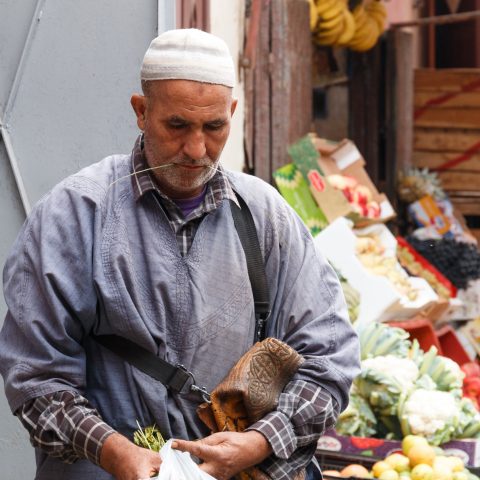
[{"x1": 197, "y1": 337, "x2": 304, "y2": 480}]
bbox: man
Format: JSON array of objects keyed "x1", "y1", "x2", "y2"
[{"x1": 0, "y1": 29, "x2": 360, "y2": 480}]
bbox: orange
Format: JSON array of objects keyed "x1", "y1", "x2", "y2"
[
  {"x1": 341, "y1": 464, "x2": 371, "y2": 478},
  {"x1": 408, "y1": 444, "x2": 436, "y2": 467}
]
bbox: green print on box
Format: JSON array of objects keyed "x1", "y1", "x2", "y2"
[{"x1": 273, "y1": 163, "x2": 328, "y2": 236}]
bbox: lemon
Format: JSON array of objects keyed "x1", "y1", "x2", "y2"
[
  {"x1": 446, "y1": 457, "x2": 464, "y2": 473},
  {"x1": 433, "y1": 457, "x2": 454, "y2": 473},
  {"x1": 373, "y1": 461, "x2": 393, "y2": 478},
  {"x1": 379, "y1": 470, "x2": 400, "y2": 480},
  {"x1": 432, "y1": 470, "x2": 452, "y2": 480},
  {"x1": 411, "y1": 464, "x2": 434, "y2": 480},
  {"x1": 385, "y1": 454, "x2": 411, "y2": 473},
  {"x1": 402, "y1": 436, "x2": 429, "y2": 456}
]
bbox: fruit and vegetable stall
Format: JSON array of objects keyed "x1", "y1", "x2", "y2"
[
  {"x1": 273, "y1": 133, "x2": 480, "y2": 477},
  {"x1": 275, "y1": 2, "x2": 480, "y2": 477}
]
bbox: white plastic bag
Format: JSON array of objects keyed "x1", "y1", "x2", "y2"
[{"x1": 152, "y1": 439, "x2": 217, "y2": 480}]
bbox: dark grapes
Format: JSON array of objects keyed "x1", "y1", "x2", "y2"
[{"x1": 406, "y1": 236, "x2": 480, "y2": 290}]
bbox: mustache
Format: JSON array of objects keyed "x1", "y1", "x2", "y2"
[
  {"x1": 107, "y1": 162, "x2": 219, "y2": 189},
  {"x1": 168, "y1": 154, "x2": 214, "y2": 167}
]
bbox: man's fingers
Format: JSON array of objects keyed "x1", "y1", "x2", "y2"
[
  {"x1": 171, "y1": 439, "x2": 188, "y2": 451},
  {"x1": 197, "y1": 431, "x2": 230, "y2": 445},
  {"x1": 198, "y1": 462, "x2": 220, "y2": 478},
  {"x1": 172, "y1": 438, "x2": 215, "y2": 461}
]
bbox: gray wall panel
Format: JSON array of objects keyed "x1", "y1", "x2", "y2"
[
  {"x1": 0, "y1": 143, "x2": 33, "y2": 478},
  {"x1": 0, "y1": 143, "x2": 25, "y2": 272},
  {"x1": 0, "y1": 378, "x2": 34, "y2": 479},
  {"x1": 0, "y1": 0, "x2": 37, "y2": 110},
  {"x1": 9, "y1": 0, "x2": 158, "y2": 204},
  {"x1": 0, "y1": 1, "x2": 167, "y2": 476}
]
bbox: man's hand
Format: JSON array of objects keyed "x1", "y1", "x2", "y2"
[
  {"x1": 173, "y1": 430, "x2": 273, "y2": 480},
  {"x1": 100, "y1": 432, "x2": 161, "y2": 480}
]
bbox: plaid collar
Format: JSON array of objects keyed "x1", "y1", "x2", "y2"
[{"x1": 130, "y1": 134, "x2": 239, "y2": 212}]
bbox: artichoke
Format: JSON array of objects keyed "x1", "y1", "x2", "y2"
[
  {"x1": 336, "y1": 391, "x2": 377, "y2": 437},
  {"x1": 356, "y1": 322, "x2": 412, "y2": 360}
]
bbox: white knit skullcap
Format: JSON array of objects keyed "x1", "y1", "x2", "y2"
[{"x1": 141, "y1": 29, "x2": 235, "y2": 88}]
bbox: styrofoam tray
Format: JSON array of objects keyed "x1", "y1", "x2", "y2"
[
  {"x1": 314, "y1": 218, "x2": 438, "y2": 324},
  {"x1": 314, "y1": 218, "x2": 400, "y2": 325}
]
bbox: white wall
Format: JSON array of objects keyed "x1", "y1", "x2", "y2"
[{"x1": 210, "y1": 0, "x2": 245, "y2": 172}]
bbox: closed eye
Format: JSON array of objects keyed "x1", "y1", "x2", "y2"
[
  {"x1": 167, "y1": 116, "x2": 189, "y2": 130},
  {"x1": 168, "y1": 121, "x2": 188, "y2": 130},
  {"x1": 205, "y1": 121, "x2": 226, "y2": 131}
]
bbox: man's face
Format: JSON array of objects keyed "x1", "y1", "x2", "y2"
[{"x1": 131, "y1": 80, "x2": 237, "y2": 199}]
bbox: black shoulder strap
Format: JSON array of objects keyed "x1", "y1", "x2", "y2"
[
  {"x1": 229, "y1": 194, "x2": 270, "y2": 342},
  {"x1": 91, "y1": 192, "x2": 270, "y2": 398},
  {"x1": 93, "y1": 334, "x2": 192, "y2": 393}
]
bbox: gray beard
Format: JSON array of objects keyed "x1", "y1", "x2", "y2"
[{"x1": 144, "y1": 141, "x2": 218, "y2": 196}]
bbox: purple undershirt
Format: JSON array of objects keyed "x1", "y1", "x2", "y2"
[{"x1": 173, "y1": 186, "x2": 207, "y2": 217}]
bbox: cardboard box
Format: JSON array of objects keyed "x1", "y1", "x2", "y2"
[
  {"x1": 461, "y1": 317, "x2": 480, "y2": 357},
  {"x1": 317, "y1": 430, "x2": 480, "y2": 467},
  {"x1": 419, "y1": 299, "x2": 452, "y2": 324},
  {"x1": 436, "y1": 297, "x2": 467, "y2": 323},
  {"x1": 273, "y1": 163, "x2": 328, "y2": 236},
  {"x1": 288, "y1": 136, "x2": 352, "y2": 223},
  {"x1": 308, "y1": 134, "x2": 341, "y2": 156},
  {"x1": 409, "y1": 195, "x2": 452, "y2": 236},
  {"x1": 311, "y1": 136, "x2": 396, "y2": 227}
]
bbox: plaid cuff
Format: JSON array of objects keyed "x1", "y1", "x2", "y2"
[
  {"x1": 246, "y1": 379, "x2": 338, "y2": 462},
  {"x1": 18, "y1": 391, "x2": 116, "y2": 465},
  {"x1": 260, "y1": 443, "x2": 317, "y2": 480},
  {"x1": 248, "y1": 410, "x2": 296, "y2": 459},
  {"x1": 72, "y1": 415, "x2": 116, "y2": 465}
]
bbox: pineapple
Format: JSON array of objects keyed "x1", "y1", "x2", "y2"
[{"x1": 397, "y1": 168, "x2": 445, "y2": 203}]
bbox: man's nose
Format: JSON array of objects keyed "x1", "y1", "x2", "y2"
[{"x1": 183, "y1": 130, "x2": 207, "y2": 161}]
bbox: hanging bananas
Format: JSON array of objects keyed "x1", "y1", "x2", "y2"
[{"x1": 308, "y1": 0, "x2": 388, "y2": 52}]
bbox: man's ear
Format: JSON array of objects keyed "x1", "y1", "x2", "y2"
[
  {"x1": 230, "y1": 98, "x2": 238, "y2": 117},
  {"x1": 131, "y1": 94, "x2": 147, "y2": 130}
]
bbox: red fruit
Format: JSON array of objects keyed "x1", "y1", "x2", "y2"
[
  {"x1": 461, "y1": 362, "x2": 480, "y2": 379},
  {"x1": 367, "y1": 201, "x2": 381, "y2": 218},
  {"x1": 464, "y1": 377, "x2": 480, "y2": 399},
  {"x1": 343, "y1": 187, "x2": 353, "y2": 202},
  {"x1": 350, "y1": 437, "x2": 385, "y2": 449},
  {"x1": 351, "y1": 190, "x2": 366, "y2": 206},
  {"x1": 356, "y1": 185, "x2": 373, "y2": 203},
  {"x1": 351, "y1": 188, "x2": 369, "y2": 206}
]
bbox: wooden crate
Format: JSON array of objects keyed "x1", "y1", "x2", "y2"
[
  {"x1": 413, "y1": 70, "x2": 480, "y2": 186},
  {"x1": 413, "y1": 69, "x2": 480, "y2": 240},
  {"x1": 450, "y1": 194, "x2": 480, "y2": 244}
]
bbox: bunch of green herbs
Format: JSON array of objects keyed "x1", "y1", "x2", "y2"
[{"x1": 133, "y1": 421, "x2": 166, "y2": 452}]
